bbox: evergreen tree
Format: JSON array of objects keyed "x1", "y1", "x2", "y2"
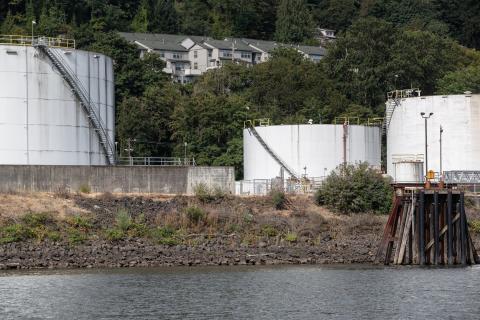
[
  {"x1": 275, "y1": 0, "x2": 314, "y2": 43},
  {"x1": 25, "y1": 0, "x2": 35, "y2": 29},
  {"x1": 130, "y1": 0, "x2": 149, "y2": 32},
  {"x1": 149, "y1": 0, "x2": 179, "y2": 33}
]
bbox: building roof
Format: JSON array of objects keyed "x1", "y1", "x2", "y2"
[
  {"x1": 119, "y1": 32, "x2": 204, "y2": 52},
  {"x1": 204, "y1": 38, "x2": 259, "y2": 52},
  {"x1": 242, "y1": 38, "x2": 280, "y2": 53},
  {"x1": 296, "y1": 45, "x2": 326, "y2": 56},
  {"x1": 119, "y1": 32, "x2": 325, "y2": 56}
]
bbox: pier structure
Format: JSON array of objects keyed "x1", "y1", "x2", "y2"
[{"x1": 376, "y1": 187, "x2": 479, "y2": 266}]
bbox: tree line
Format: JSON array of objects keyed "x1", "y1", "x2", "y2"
[{"x1": 1, "y1": 0, "x2": 480, "y2": 178}]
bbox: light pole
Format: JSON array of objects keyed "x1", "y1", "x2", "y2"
[
  {"x1": 420, "y1": 112, "x2": 434, "y2": 180},
  {"x1": 31, "y1": 20, "x2": 36, "y2": 44},
  {"x1": 440, "y1": 125, "x2": 444, "y2": 179},
  {"x1": 184, "y1": 142, "x2": 188, "y2": 165}
]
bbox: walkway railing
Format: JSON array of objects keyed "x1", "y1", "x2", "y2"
[
  {"x1": 116, "y1": 157, "x2": 196, "y2": 166},
  {"x1": 0, "y1": 35, "x2": 75, "y2": 49}
]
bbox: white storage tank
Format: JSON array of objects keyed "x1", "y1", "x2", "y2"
[
  {"x1": 386, "y1": 94, "x2": 480, "y2": 177},
  {"x1": 243, "y1": 124, "x2": 381, "y2": 180},
  {"x1": 391, "y1": 155, "x2": 424, "y2": 184},
  {"x1": 0, "y1": 38, "x2": 115, "y2": 165}
]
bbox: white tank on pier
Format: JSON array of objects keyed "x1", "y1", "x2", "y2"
[{"x1": 386, "y1": 94, "x2": 480, "y2": 177}]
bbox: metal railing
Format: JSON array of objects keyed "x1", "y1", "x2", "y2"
[
  {"x1": 235, "y1": 176, "x2": 325, "y2": 195},
  {"x1": 387, "y1": 88, "x2": 421, "y2": 100},
  {"x1": 117, "y1": 157, "x2": 196, "y2": 166},
  {"x1": 0, "y1": 35, "x2": 75, "y2": 49}
]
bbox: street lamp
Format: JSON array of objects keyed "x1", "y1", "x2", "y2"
[
  {"x1": 31, "y1": 20, "x2": 36, "y2": 44},
  {"x1": 184, "y1": 142, "x2": 188, "y2": 165},
  {"x1": 420, "y1": 112, "x2": 434, "y2": 181},
  {"x1": 440, "y1": 125, "x2": 444, "y2": 179}
]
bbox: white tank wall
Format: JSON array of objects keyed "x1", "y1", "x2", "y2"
[
  {"x1": 387, "y1": 95, "x2": 480, "y2": 177},
  {"x1": 243, "y1": 124, "x2": 381, "y2": 180},
  {"x1": 0, "y1": 44, "x2": 115, "y2": 165}
]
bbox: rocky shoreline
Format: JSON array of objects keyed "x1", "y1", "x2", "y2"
[
  {"x1": 0, "y1": 235, "x2": 377, "y2": 270},
  {"x1": 0, "y1": 192, "x2": 393, "y2": 270}
]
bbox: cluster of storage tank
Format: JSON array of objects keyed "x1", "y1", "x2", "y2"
[
  {"x1": 0, "y1": 39, "x2": 114, "y2": 165},
  {"x1": 241, "y1": 93, "x2": 480, "y2": 189}
]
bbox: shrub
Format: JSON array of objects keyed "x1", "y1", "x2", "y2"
[
  {"x1": 105, "y1": 228, "x2": 124, "y2": 241},
  {"x1": 469, "y1": 220, "x2": 480, "y2": 234},
  {"x1": 270, "y1": 190, "x2": 287, "y2": 210},
  {"x1": 194, "y1": 183, "x2": 213, "y2": 203},
  {"x1": 150, "y1": 226, "x2": 179, "y2": 246},
  {"x1": 262, "y1": 225, "x2": 278, "y2": 237},
  {"x1": 185, "y1": 206, "x2": 206, "y2": 224},
  {"x1": 22, "y1": 212, "x2": 53, "y2": 228},
  {"x1": 115, "y1": 209, "x2": 132, "y2": 232},
  {"x1": 284, "y1": 232, "x2": 298, "y2": 242},
  {"x1": 0, "y1": 224, "x2": 32, "y2": 244},
  {"x1": 315, "y1": 163, "x2": 393, "y2": 215},
  {"x1": 78, "y1": 184, "x2": 91, "y2": 194},
  {"x1": 68, "y1": 214, "x2": 92, "y2": 231},
  {"x1": 67, "y1": 228, "x2": 88, "y2": 245}
]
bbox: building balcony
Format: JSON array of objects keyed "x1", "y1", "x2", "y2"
[
  {"x1": 184, "y1": 69, "x2": 202, "y2": 76},
  {"x1": 162, "y1": 67, "x2": 173, "y2": 74}
]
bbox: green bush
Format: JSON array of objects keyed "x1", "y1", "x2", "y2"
[
  {"x1": 284, "y1": 232, "x2": 298, "y2": 242},
  {"x1": 0, "y1": 224, "x2": 33, "y2": 244},
  {"x1": 68, "y1": 214, "x2": 92, "y2": 230},
  {"x1": 469, "y1": 220, "x2": 480, "y2": 234},
  {"x1": 150, "y1": 226, "x2": 179, "y2": 246},
  {"x1": 270, "y1": 190, "x2": 287, "y2": 210},
  {"x1": 315, "y1": 163, "x2": 393, "y2": 215},
  {"x1": 67, "y1": 228, "x2": 88, "y2": 245},
  {"x1": 22, "y1": 212, "x2": 53, "y2": 227},
  {"x1": 115, "y1": 209, "x2": 132, "y2": 232},
  {"x1": 105, "y1": 228, "x2": 125, "y2": 241},
  {"x1": 185, "y1": 206, "x2": 206, "y2": 224},
  {"x1": 193, "y1": 183, "x2": 227, "y2": 203},
  {"x1": 262, "y1": 225, "x2": 278, "y2": 237},
  {"x1": 78, "y1": 184, "x2": 91, "y2": 194}
]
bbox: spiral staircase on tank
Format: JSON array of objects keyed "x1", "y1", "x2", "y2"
[
  {"x1": 245, "y1": 120, "x2": 300, "y2": 180},
  {"x1": 34, "y1": 40, "x2": 115, "y2": 165}
]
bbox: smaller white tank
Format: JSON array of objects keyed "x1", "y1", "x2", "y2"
[{"x1": 392, "y1": 154, "x2": 424, "y2": 183}]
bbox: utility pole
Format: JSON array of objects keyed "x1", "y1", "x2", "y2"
[
  {"x1": 420, "y1": 112, "x2": 434, "y2": 181},
  {"x1": 343, "y1": 120, "x2": 348, "y2": 168},
  {"x1": 440, "y1": 125, "x2": 444, "y2": 179},
  {"x1": 125, "y1": 138, "x2": 135, "y2": 165},
  {"x1": 184, "y1": 142, "x2": 188, "y2": 165}
]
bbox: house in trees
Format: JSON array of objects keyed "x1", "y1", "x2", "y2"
[
  {"x1": 119, "y1": 32, "x2": 326, "y2": 83},
  {"x1": 314, "y1": 28, "x2": 336, "y2": 45}
]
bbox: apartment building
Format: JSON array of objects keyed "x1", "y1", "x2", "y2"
[{"x1": 120, "y1": 32, "x2": 326, "y2": 83}]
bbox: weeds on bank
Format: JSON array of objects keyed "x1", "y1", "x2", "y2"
[
  {"x1": 469, "y1": 220, "x2": 480, "y2": 234},
  {"x1": 194, "y1": 183, "x2": 227, "y2": 203},
  {"x1": 104, "y1": 210, "x2": 148, "y2": 241}
]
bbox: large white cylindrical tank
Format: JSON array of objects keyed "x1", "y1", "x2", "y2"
[
  {"x1": 243, "y1": 124, "x2": 381, "y2": 180},
  {"x1": 0, "y1": 44, "x2": 115, "y2": 165},
  {"x1": 387, "y1": 95, "x2": 480, "y2": 177}
]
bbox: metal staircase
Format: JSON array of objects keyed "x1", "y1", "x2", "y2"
[
  {"x1": 35, "y1": 42, "x2": 115, "y2": 165},
  {"x1": 246, "y1": 124, "x2": 300, "y2": 180},
  {"x1": 383, "y1": 98, "x2": 399, "y2": 135}
]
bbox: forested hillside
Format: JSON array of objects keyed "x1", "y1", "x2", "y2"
[{"x1": 1, "y1": 0, "x2": 479, "y2": 178}]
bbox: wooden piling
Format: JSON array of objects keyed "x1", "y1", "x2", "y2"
[{"x1": 376, "y1": 189, "x2": 477, "y2": 267}]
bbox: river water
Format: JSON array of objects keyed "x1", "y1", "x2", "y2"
[{"x1": 0, "y1": 265, "x2": 479, "y2": 319}]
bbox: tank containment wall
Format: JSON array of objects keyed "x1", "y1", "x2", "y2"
[
  {"x1": 243, "y1": 124, "x2": 381, "y2": 180},
  {"x1": 0, "y1": 44, "x2": 115, "y2": 165},
  {"x1": 386, "y1": 95, "x2": 480, "y2": 177},
  {"x1": 0, "y1": 165, "x2": 235, "y2": 195}
]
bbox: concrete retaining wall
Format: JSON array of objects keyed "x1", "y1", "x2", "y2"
[{"x1": 0, "y1": 166, "x2": 235, "y2": 195}]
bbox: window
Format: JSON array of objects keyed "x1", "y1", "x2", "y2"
[
  {"x1": 222, "y1": 51, "x2": 232, "y2": 58},
  {"x1": 194, "y1": 51, "x2": 198, "y2": 58},
  {"x1": 159, "y1": 52, "x2": 165, "y2": 58},
  {"x1": 172, "y1": 53, "x2": 182, "y2": 59},
  {"x1": 241, "y1": 52, "x2": 251, "y2": 59},
  {"x1": 194, "y1": 62, "x2": 198, "y2": 70},
  {"x1": 208, "y1": 50, "x2": 212, "y2": 58}
]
